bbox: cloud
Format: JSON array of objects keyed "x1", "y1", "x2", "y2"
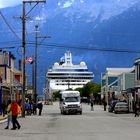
[
  {"x1": 80, "y1": 0, "x2": 84, "y2": 3},
  {"x1": 35, "y1": 16, "x2": 45, "y2": 21},
  {"x1": 61, "y1": 0, "x2": 80, "y2": 8},
  {"x1": 0, "y1": 0, "x2": 21, "y2": 8},
  {"x1": 58, "y1": 2, "x2": 61, "y2": 6},
  {"x1": 62, "y1": 1, "x2": 73, "y2": 8}
]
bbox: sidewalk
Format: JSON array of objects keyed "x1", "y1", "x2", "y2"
[{"x1": 0, "y1": 115, "x2": 7, "y2": 123}]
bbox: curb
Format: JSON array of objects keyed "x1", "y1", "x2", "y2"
[
  {"x1": 0, "y1": 114, "x2": 23, "y2": 124},
  {"x1": 0, "y1": 116, "x2": 7, "y2": 124}
]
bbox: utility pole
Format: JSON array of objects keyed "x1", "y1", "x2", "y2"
[
  {"x1": 32, "y1": 55, "x2": 35, "y2": 101},
  {"x1": 34, "y1": 25, "x2": 38, "y2": 103},
  {"x1": 22, "y1": 1, "x2": 26, "y2": 117},
  {"x1": 34, "y1": 25, "x2": 51, "y2": 104},
  {"x1": 22, "y1": 0, "x2": 46, "y2": 117}
]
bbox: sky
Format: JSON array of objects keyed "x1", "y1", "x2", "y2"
[
  {"x1": 0, "y1": 0, "x2": 21, "y2": 8},
  {"x1": 0, "y1": 0, "x2": 48, "y2": 8},
  {"x1": 0, "y1": 0, "x2": 138, "y2": 8}
]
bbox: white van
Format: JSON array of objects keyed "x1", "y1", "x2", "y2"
[{"x1": 59, "y1": 90, "x2": 82, "y2": 115}]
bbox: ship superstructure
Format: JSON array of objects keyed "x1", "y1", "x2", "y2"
[{"x1": 46, "y1": 51, "x2": 94, "y2": 92}]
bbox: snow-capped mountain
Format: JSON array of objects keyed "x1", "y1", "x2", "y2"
[{"x1": 48, "y1": 0, "x2": 139, "y2": 21}]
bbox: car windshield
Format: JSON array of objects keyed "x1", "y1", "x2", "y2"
[
  {"x1": 65, "y1": 97, "x2": 79, "y2": 102},
  {"x1": 116, "y1": 103, "x2": 127, "y2": 106}
]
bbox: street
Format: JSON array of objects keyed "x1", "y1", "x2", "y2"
[{"x1": 0, "y1": 102, "x2": 140, "y2": 140}]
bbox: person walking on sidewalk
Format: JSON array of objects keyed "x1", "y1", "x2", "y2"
[
  {"x1": 11, "y1": 100, "x2": 21, "y2": 130},
  {"x1": 33, "y1": 101, "x2": 37, "y2": 115},
  {"x1": 2, "y1": 101, "x2": 6, "y2": 117},
  {"x1": 37, "y1": 101, "x2": 43, "y2": 116},
  {"x1": 103, "y1": 100, "x2": 107, "y2": 111},
  {"x1": 5, "y1": 100, "x2": 12, "y2": 129},
  {"x1": 90, "y1": 99, "x2": 94, "y2": 111},
  {"x1": 134, "y1": 103, "x2": 139, "y2": 117}
]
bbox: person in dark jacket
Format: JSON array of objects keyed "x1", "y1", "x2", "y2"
[
  {"x1": 37, "y1": 101, "x2": 43, "y2": 116},
  {"x1": 134, "y1": 103, "x2": 139, "y2": 117},
  {"x1": 2, "y1": 101, "x2": 6, "y2": 117},
  {"x1": 90, "y1": 99, "x2": 94, "y2": 111},
  {"x1": 103, "y1": 101, "x2": 107, "y2": 111},
  {"x1": 33, "y1": 101, "x2": 37, "y2": 115}
]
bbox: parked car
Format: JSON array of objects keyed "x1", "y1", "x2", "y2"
[{"x1": 114, "y1": 102, "x2": 129, "y2": 114}]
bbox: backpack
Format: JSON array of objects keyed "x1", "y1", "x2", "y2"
[{"x1": 17, "y1": 105, "x2": 21, "y2": 114}]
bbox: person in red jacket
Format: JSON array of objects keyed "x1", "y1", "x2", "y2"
[{"x1": 11, "y1": 100, "x2": 21, "y2": 130}]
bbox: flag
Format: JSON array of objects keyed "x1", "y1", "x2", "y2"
[{"x1": 26, "y1": 57, "x2": 33, "y2": 64}]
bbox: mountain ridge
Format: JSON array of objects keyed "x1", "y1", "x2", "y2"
[{"x1": 0, "y1": 0, "x2": 140, "y2": 94}]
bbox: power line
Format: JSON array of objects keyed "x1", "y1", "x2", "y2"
[
  {"x1": 0, "y1": 46, "x2": 17, "y2": 49},
  {"x1": 0, "y1": 44, "x2": 21, "y2": 48},
  {"x1": 0, "y1": 10, "x2": 21, "y2": 40},
  {"x1": 0, "y1": 41, "x2": 20, "y2": 43},
  {"x1": 26, "y1": 42, "x2": 140, "y2": 54},
  {"x1": 0, "y1": 30, "x2": 22, "y2": 33}
]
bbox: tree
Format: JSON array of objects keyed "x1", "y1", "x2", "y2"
[
  {"x1": 82, "y1": 82, "x2": 101, "y2": 97},
  {"x1": 53, "y1": 91, "x2": 60, "y2": 99},
  {"x1": 75, "y1": 87, "x2": 83, "y2": 97}
]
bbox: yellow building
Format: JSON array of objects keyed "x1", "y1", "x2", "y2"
[{"x1": 0, "y1": 51, "x2": 27, "y2": 105}]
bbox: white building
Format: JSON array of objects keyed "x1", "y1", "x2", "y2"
[{"x1": 101, "y1": 67, "x2": 134, "y2": 104}]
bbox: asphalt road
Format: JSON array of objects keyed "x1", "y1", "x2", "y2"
[{"x1": 0, "y1": 102, "x2": 140, "y2": 140}]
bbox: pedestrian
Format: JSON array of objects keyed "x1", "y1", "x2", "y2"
[
  {"x1": 11, "y1": 100, "x2": 21, "y2": 130},
  {"x1": 29, "y1": 100, "x2": 33, "y2": 115},
  {"x1": 33, "y1": 101, "x2": 37, "y2": 115},
  {"x1": 1, "y1": 101, "x2": 6, "y2": 117},
  {"x1": 87, "y1": 97, "x2": 90, "y2": 105},
  {"x1": 5, "y1": 100, "x2": 12, "y2": 129},
  {"x1": 134, "y1": 103, "x2": 139, "y2": 117},
  {"x1": 25, "y1": 101, "x2": 31, "y2": 115},
  {"x1": 37, "y1": 101, "x2": 43, "y2": 116},
  {"x1": 103, "y1": 100, "x2": 107, "y2": 111},
  {"x1": 90, "y1": 99, "x2": 94, "y2": 111}
]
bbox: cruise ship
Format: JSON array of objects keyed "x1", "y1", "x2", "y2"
[{"x1": 46, "y1": 51, "x2": 94, "y2": 92}]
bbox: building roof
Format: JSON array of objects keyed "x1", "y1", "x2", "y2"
[
  {"x1": 102, "y1": 67, "x2": 134, "y2": 79},
  {"x1": 106, "y1": 67, "x2": 134, "y2": 76}
]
